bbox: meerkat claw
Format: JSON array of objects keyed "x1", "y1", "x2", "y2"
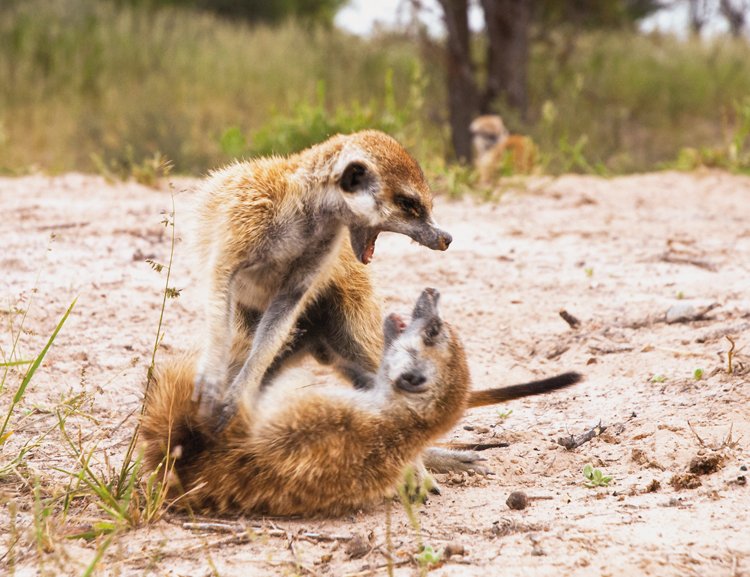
[{"x1": 211, "y1": 401, "x2": 237, "y2": 434}]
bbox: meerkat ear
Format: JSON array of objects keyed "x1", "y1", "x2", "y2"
[
  {"x1": 340, "y1": 161, "x2": 370, "y2": 193},
  {"x1": 383, "y1": 313, "x2": 406, "y2": 349}
]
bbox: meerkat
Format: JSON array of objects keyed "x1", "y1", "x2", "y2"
[
  {"x1": 141, "y1": 288, "x2": 581, "y2": 517},
  {"x1": 191, "y1": 130, "x2": 454, "y2": 431},
  {"x1": 470, "y1": 114, "x2": 537, "y2": 183}
]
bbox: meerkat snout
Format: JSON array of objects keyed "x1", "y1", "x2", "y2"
[
  {"x1": 438, "y1": 231, "x2": 452, "y2": 250},
  {"x1": 395, "y1": 371, "x2": 428, "y2": 393}
]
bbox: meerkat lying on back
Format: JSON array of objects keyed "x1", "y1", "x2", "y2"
[
  {"x1": 191, "y1": 130, "x2": 453, "y2": 430},
  {"x1": 470, "y1": 115, "x2": 537, "y2": 183},
  {"x1": 142, "y1": 288, "x2": 581, "y2": 517}
]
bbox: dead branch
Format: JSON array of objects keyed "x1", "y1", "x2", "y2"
[{"x1": 557, "y1": 422, "x2": 607, "y2": 450}]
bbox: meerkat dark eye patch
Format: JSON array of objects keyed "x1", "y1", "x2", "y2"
[
  {"x1": 340, "y1": 162, "x2": 370, "y2": 193},
  {"x1": 394, "y1": 195, "x2": 424, "y2": 218},
  {"x1": 423, "y1": 319, "x2": 442, "y2": 346}
]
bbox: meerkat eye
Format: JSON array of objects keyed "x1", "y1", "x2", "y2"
[
  {"x1": 395, "y1": 195, "x2": 423, "y2": 218},
  {"x1": 423, "y1": 319, "x2": 442, "y2": 346}
]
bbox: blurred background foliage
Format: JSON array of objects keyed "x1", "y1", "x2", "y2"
[{"x1": 0, "y1": 0, "x2": 748, "y2": 177}]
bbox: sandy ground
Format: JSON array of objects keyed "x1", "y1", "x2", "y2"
[{"x1": 1, "y1": 170, "x2": 749, "y2": 577}]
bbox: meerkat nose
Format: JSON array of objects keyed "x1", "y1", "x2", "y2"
[
  {"x1": 396, "y1": 371, "x2": 428, "y2": 392},
  {"x1": 441, "y1": 232, "x2": 453, "y2": 249}
]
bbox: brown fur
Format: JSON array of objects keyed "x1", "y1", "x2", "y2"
[
  {"x1": 141, "y1": 289, "x2": 470, "y2": 517},
  {"x1": 141, "y1": 288, "x2": 582, "y2": 516},
  {"x1": 470, "y1": 115, "x2": 537, "y2": 183}
]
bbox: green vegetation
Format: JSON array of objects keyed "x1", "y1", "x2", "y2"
[
  {"x1": 0, "y1": 0, "x2": 440, "y2": 174},
  {"x1": 1, "y1": 0, "x2": 749, "y2": 177},
  {"x1": 529, "y1": 33, "x2": 750, "y2": 174},
  {"x1": 414, "y1": 544, "x2": 443, "y2": 569},
  {"x1": 583, "y1": 464, "x2": 613, "y2": 488},
  {"x1": 496, "y1": 408, "x2": 513, "y2": 421},
  {"x1": 0, "y1": 204, "x2": 179, "y2": 572},
  {"x1": 398, "y1": 467, "x2": 443, "y2": 574}
]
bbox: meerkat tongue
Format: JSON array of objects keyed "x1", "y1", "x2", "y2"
[
  {"x1": 363, "y1": 237, "x2": 376, "y2": 264},
  {"x1": 350, "y1": 227, "x2": 380, "y2": 265}
]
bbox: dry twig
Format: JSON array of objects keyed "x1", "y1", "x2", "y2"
[
  {"x1": 558, "y1": 422, "x2": 608, "y2": 450},
  {"x1": 559, "y1": 309, "x2": 581, "y2": 329},
  {"x1": 726, "y1": 335, "x2": 736, "y2": 374}
]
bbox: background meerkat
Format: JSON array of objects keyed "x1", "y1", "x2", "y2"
[
  {"x1": 470, "y1": 114, "x2": 537, "y2": 183},
  {"x1": 141, "y1": 288, "x2": 581, "y2": 517},
  {"x1": 191, "y1": 130, "x2": 453, "y2": 430}
]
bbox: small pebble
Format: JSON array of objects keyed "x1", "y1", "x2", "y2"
[
  {"x1": 345, "y1": 534, "x2": 370, "y2": 559},
  {"x1": 443, "y1": 543, "x2": 467, "y2": 558},
  {"x1": 506, "y1": 491, "x2": 529, "y2": 510}
]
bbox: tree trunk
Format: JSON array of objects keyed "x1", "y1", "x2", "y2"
[
  {"x1": 436, "y1": 0, "x2": 480, "y2": 162},
  {"x1": 480, "y1": 0, "x2": 532, "y2": 120},
  {"x1": 720, "y1": 0, "x2": 747, "y2": 37},
  {"x1": 687, "y1": 0, "x2": 710, "y2": 37}
]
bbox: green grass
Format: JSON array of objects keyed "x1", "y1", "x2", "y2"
[
  {"x1": 1, "y1": 0, "x2": 749, "y2": 177},
  {"x1": 0, "y1": 0, "x2": 439, "y2": 174},
  {"x1": 526, "y1": 32, "x2": 750, "y2": 173},
  {"x1": 0, "y1": 202, "x2": 179, "y2": 573}
]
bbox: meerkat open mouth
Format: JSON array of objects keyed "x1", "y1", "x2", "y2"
[{"x1": 350, "y1": 226, "x2": 381, "y2": 265}]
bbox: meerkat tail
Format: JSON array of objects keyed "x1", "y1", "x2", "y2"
[
  {"x1": 140, "y1": 351, "x2": 208, "y2": 473},
  {"x1": 467, "y1": 371, "x2": 582, "y2": 408}
]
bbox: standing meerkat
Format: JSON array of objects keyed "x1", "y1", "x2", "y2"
[
  {"x1": 470, "y1": 115, "x2": 537, "y2": 183},
  {"x1": 141, "y1": 288, "x2": 581, "y2": 517},
  {"x1": 191, "y1": 130, "x2": 453, "y2": 430}
]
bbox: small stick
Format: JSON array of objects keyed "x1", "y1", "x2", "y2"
[
  {"x1": 182, "y1": 521, "x2": 290, "y2": 538},
  {"x1": 726, "y1": 335, "x2": 736, "y2": 375},
  {"x1": 687, "y1": 420, "x2": 706, "y2": 447},
  {"x1": 288, "y1": 536, "x2": 320, "y2": 577},
  {"x1": 182, "y1": 521, "x2": 242, "y2": 533},
  {"x1": 557, "y1": 422, "x2": 607, "y2": 450},
  {"x1": 344, "y1": 560, "x2": 411, "y2": 577},
  {"x1": 559, "y1": 309, "x2": 581, "y2": 329},
  {"x1": 442, "y1": 442, "x2": 509, "y2": 451},
  {"x1": 385, "y1": 500, "x2": 394, "y2": 577},
  {"x1": 300, "y1": 532, "x2": 353, "y2": 543},
  {"x1": 660, "y1": 251, "x2": 718, "y2": 272}
]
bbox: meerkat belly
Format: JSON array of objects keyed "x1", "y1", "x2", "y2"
[
  {"x1": 233, "y1": 226, "x2": 346, "y2": 312},
  {"x1": 232, "y1": 267, "x2": 281, "y2": 311}
]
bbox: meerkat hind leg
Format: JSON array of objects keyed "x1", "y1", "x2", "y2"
[{"x1": 422, "y1": 447, "x2": 492, "y2": 476}]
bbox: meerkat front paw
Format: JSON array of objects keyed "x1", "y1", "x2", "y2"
[
  {"x1": 401, "y1": 460, "x2": 440, "y2": 504},
  {"x1": 192, "y1": 374, "x2": 223, "y2": 421},
  {"x1": 422, "y1": 447, "x2": 493, "y2": 476}
]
